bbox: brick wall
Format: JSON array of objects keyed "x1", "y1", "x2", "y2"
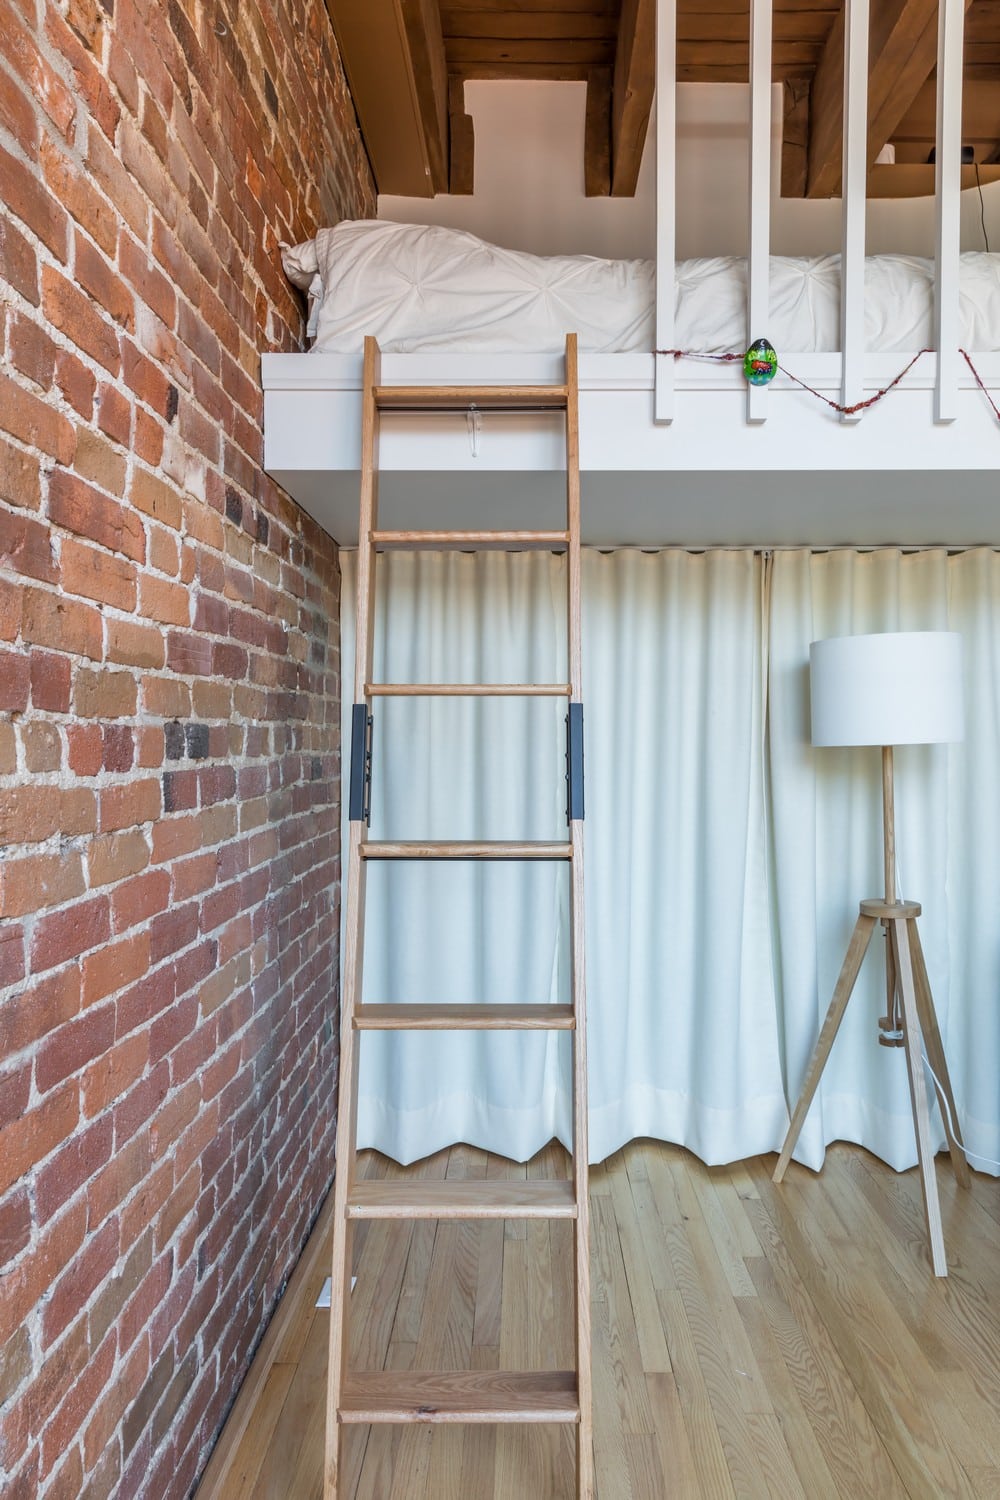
[{"x1": 0, "y1": 0, "x2": 373, "y2": 1493}]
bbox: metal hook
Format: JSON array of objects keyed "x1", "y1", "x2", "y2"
[{"x1": 466, "y1": 406, "x2": 481, "y2": 459}]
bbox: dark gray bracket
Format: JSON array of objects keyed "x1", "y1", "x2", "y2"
[
  {"x1": 565, "y1": 702, "x2": 585, "y2": 823},
  {"x1": 349, "y1": 703, "x2": 374, "y2": 824}
]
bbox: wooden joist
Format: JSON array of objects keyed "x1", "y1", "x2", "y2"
[
  {"x1": 805, "y1": 0, "x2": 976, "y2": 197},
  {"x1": 610, "y1": 0, "x2": 655, "y2": 195}
]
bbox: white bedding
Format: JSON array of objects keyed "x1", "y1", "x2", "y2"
[{"x1": 282, "y1": 221, "x2": 1000, "y2": 355}]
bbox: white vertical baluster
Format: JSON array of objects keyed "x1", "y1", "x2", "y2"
[
  {"x1": 654, "y1": 0, "x2": 677, "y2": 424},
  {"x1": 935, "y1": 0, "x2": 964, "y2": 423},
  {"x1": 841, "y1": 0, "x2": 870, "y2": 422},
  {"x1": 747, "y1": 0, "x2": 773, "y2": 423}
]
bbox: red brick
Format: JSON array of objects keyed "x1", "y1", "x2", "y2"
[
  {"x1": 55, "y1": 348, "x2": 96, "y2": 419},
  {"x1": 67, "y1": 722, "x2": 103, "y2": 776},
  {"x1": 82, "y1": 1032, "x2": 149, "y2": 1118},
  {"x1": 0, "y1": 967, "x2": 80, "y2": 1054},
  {"x1": 49, "y1": 469, "x2": 144, "y2": 560},
  {"x1": 111, "y1": 867, "x2": 170, "y2": 933},
  {"x1": 119, "y1": 232, "x2": 177, "y2": 330},
  {"x1": 0, "y1": 786, "x2": 95, "y2": 844},
  {"x1": 0, "y1": 1188, "x2": 32, "y2": 1265},
  {"x1": 61, "y1": 539, "x2": 137, "y2": 611},
  {"x1": 0, "y1": 718, "x2": 16, "y2": 770},
  {"x1": 42, "y1": 264, "x2": 120, "y2": 374},
  {"x1": 9, "y1": 311, "x2": 57, "y2": 391},
  {"x1": 30, "y1": 651, "x2": 71, "y2": 711},
  {"x1": 0, "y1": 648, "x2": 30, "y2": 710},
  {"x1": 0, "y1": 1061, "x2": 31, "y2": 1134},
  {"x1": 0, "y1": 850, "x2": 86, "y2": 918},
  {"x1": 40, "y1": 1329, "x2": 116, "y2": 1480},
  {"x1": 97, "y1": 382, "x2": 131, "y2": 445},
  {"x1": 133, "y1": 406, "x2": 164, "y2": 465},
  {"x1": 0, "y1": 372, "x2": 75, "y2": 463},
  {"x1": 0, "y1": 436, "x2": 41, "y2": 511},
  {"x1": 74, "y1": 231, "x2": 135, "y2": 330},
  {"x1": 21, "y1": 585, "x2": 103, "y2": 661},
  {"x1": 102, "y1": 723, "x2": 135, "y2": 772},
  {"x1": 41, "y1": 1215, "x2": 120, "y2": 1347},
  {"x1": 120, "y1": 338, "x2": 173, "y2": 418},
  {"x1": 149, "y1": 902, "x2": 198, "y2": 963},
  {"x1": 40, "y1": 135, "x2": 117, "y2": 256},
  {"x1": 88, "y1": 1132, "x2": 151, "y2": 1228},
  {"x1": 87, "y1": 829, "x2": 149, "y2": 888},
  {"x1": 35, "y1": 1112, "x2": 113, "y2": 1217},
  {"x1": 45, "y1": 6, "x2": 118, "y2": 142},
  {"x1": 139, "y1": 573, "x2": 189, "y2": 626},
  {"x1": 113, "y1": 1060, "x2": 170, "y2": 1148},
  {"x1": 81, "y1": 931, "x2": 149, "y2": 1007},
  {"x1": 0, "y1": 1197, "x2": 87, "y2": 1346},
  {"x1": 0, "y1": 1081, "x2": 79, "y2": 1197},
  {"x1": 74, "y1": 425, "x2": 127, "y2": 495},
  {"x1": 21, "y1": 719, "x2": 62, "y2": 772},
  {"x1": 0, "y1": 141, "x2": 68, "y2": 261},
  {"x1": 100, "y1": 777, "x2": 160, "y2": 832},
  {"x1": 31, "y1": 894, "x2": 111, "y2": 974},
  {"x1": 73, "y1": 667, "x2": 138, "y2": 718},
  {"x1": 108, "y1": 618, "x2": 165, "y2": 669},
  {"x1": 0, "y1": 505, "x2": 56, "y2": 580},
  {"x1": 0, "y1": 214, "x2": 38, "y2": 305},
  {"x1": 86, "y1": 127, "x2": 148, "y2": 239},
  {"x1": 166, "y1": 630, "x2": 212, "y2": 675}
]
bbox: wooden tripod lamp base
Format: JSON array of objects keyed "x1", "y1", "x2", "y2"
[
  {"x1": 772, "y1": 894, "x2": 970, "y2": 1277},
  {"x1": 774, "y1": 631, "x2": 968, "y2": 1278}
]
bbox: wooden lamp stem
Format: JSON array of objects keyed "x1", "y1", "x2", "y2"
[{"x1": 881, "y1": 744, "x2": 895, "y2": 904}]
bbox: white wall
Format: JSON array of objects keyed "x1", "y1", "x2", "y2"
[{"x1": 379, "y1": 80, "x2": 1000, "y2": 262}]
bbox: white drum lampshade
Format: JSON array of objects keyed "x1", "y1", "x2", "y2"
[{"x1": 810, "y1": 632, "x2": 964, "y2": 748}]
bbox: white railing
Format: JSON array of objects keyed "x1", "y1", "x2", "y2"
[{"x1": 653, "y1": 0, "x2": 967, "y2": 426}]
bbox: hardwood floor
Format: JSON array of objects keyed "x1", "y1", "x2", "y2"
[{"x1": 195, "y1": 1140, "x2": 1000, "y2": 1500}]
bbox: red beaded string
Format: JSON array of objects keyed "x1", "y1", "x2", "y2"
[
  {"x1": 654, "y1": 345, "x2": 1000, "y2": 422},
  {"x1": 960, "y1": 348, "x2": 1000, "y2": 422}
]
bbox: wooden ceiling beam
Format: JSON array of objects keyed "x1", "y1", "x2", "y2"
[
  {"x1": 325, "y1": 0, "x2": 450, "y2": 196},
  {"x1": 610, "y1": 0, "x2": 655, "y2": 196},
  {"x1": 805, "y1": 0, "x2": 975, "y2": 198}
]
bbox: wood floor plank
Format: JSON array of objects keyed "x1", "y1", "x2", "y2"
[{"x1": 196, "y1": 1141, "x2": 1000, "y2": 1500}]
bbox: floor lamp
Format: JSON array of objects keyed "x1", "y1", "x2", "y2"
[{"x1": 773, "y1": 631, "x2": 971, "y2": 1277}]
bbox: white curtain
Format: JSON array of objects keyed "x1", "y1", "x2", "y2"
[
  {"x1": 340, "y1": 547, "x2": 1000, "y2": 1174},
  {"x1": 769, "y1": 549, "x2": 1000, "y2": 1176}
]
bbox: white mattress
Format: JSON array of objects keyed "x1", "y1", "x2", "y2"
[{"x1": 282, "y1": 221, "x2": 1000, "y2": 355}]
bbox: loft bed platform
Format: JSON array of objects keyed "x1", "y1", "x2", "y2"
[
  {"x1": 262, "y1": 347, "x2": 1000, "y2": 548},
  {"x1": 263, "y1": 0, "x2": 1000, "y2": 549}
]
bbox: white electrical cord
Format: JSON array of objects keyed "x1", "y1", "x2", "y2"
[{"x1": 893, "y1": 848, "x2": 1000, "y2": 1172}]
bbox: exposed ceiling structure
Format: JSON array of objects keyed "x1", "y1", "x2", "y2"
[{"x1": 327, "y1": 0, "x2": 1000, "y2": 201}]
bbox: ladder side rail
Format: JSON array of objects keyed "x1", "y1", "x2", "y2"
[
  {"x1": 564, "y1": 332, "x2": 593, "y2": 1499},
  {"x1": 654, "y1": 0, "x2": 677, "y2": 424},
  {"x1": 325, "y1": 336, "x2": 382, "y2": 1500},
  {"x1": 840, "y1": 0, "x2": 870, "y2": 421},
  {"x1": 934, "y1": 0, "x2": 964, "y2": 423},
  {"x1": 747, "y1": 0, "x2": 773, "y2": 424}
]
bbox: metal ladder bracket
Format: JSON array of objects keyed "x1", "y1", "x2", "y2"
[
  {"x1": 566, "y1": 703, "x2": 585, "y2": 823},
  {"x1": 349, "y1": 703, "x2": 373, "y2": 825}
]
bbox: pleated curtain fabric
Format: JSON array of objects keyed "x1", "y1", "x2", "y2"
[{"x1": 340, "y1": 546, "x2": 1000, "y2": 1176}]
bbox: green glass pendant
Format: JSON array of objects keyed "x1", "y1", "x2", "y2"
[{"x1": 743, "y1": 338, "x2": 778, "y2": 385}]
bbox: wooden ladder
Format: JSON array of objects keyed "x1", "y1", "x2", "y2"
[{"x1": 324, "y1": 335, "x2": 592, "y2": 1499}]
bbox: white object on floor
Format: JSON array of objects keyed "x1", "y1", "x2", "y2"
[{"x1": 316, "y1": 1277, "x2": 355, "y2": 1307}]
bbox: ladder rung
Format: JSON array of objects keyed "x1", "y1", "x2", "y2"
[
  {"x1": 346, "y1": 1179, "x2": 577, "y2": 1219},
  {"x1": 339, "y1": 1370, "x2": 580, "y2": 1425},
  {"x1": 372, "y1": 530, "x2": 570, "y2": 551},
  {"x1": 373, "y1": 384, "x2": 568, "y2": 412},
  {"x1": 355, "y1": 1003, "x2": 576, "y2": 1030},
  {"x1": 366, "y1": 683, "x2": 571, "y2": 698},
  {"x1": 361, "y1": 841, "x2": 573, "y2": 860}
]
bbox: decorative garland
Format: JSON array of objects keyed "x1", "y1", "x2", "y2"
[{"x1": 653, "y1": 342, "x2": 1000, "y2": 422}]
